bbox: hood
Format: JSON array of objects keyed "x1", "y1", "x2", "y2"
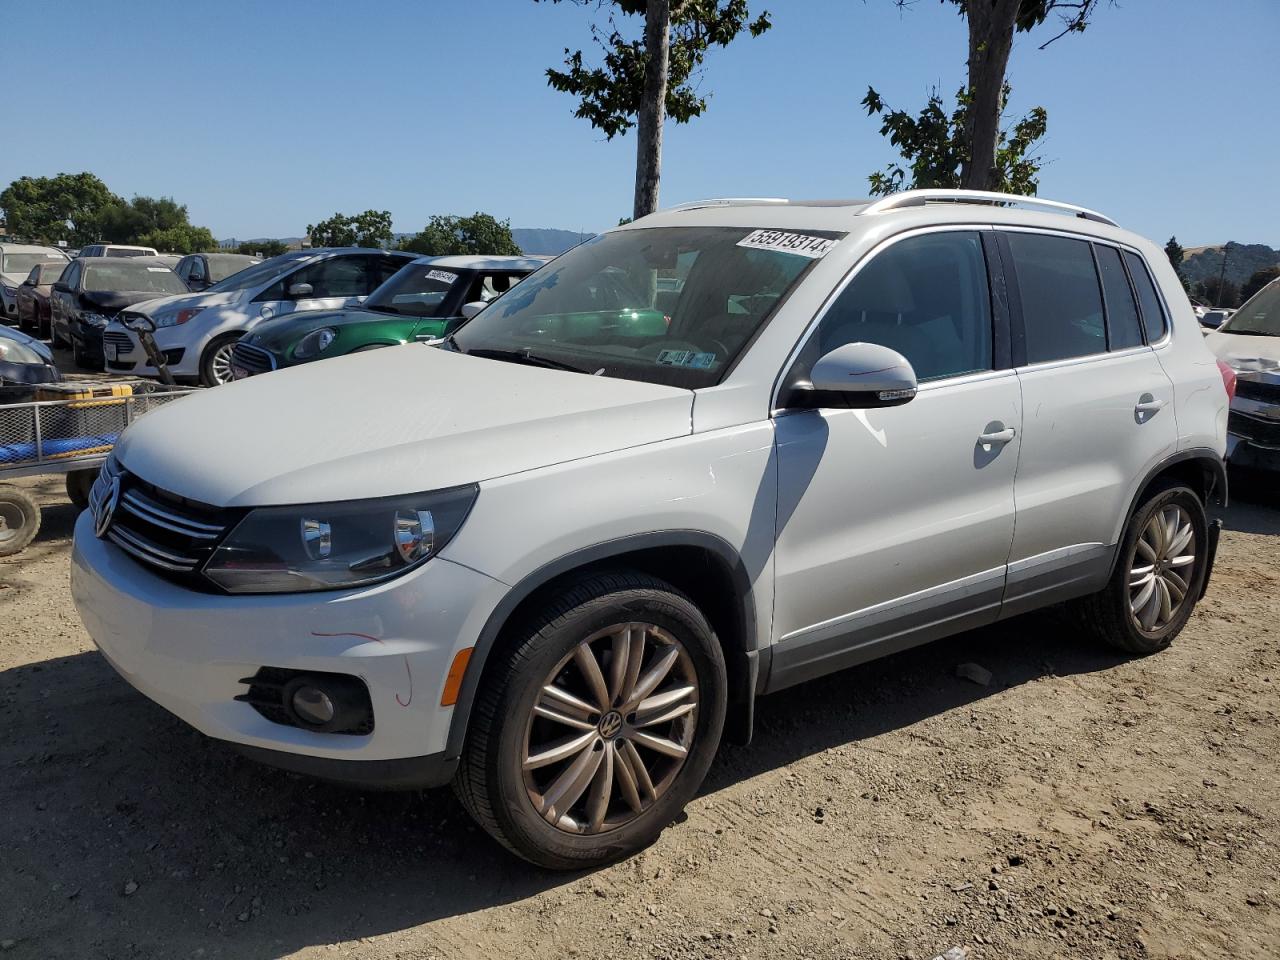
[
  {"x1": 82, "y1": 288, "x2": 183, "y2": 313},
  {"x1": 1205, "y1": 330, "x2": 1280, "y2": 369},
  {"x1": 1, "y1": 272, "x2": 28, "y2": 288},
  {"x1": 127, "y1": 288, "x2": 246, "y2": 317},
  {"x1": 115, "y1": 344, "x2": 693, "y2": 507},
  {"x1": 243, "y1": 307, "x2": 371, "y2": 351}
]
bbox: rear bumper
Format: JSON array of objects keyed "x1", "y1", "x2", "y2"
[{"x1": 1225, "y1": 432, "x2": 1280, "y2": 473}]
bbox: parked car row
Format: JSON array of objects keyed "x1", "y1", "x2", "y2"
[
  {"x1": 1204, "y1": 277, "x2": 1280, "y2": 474},
  {"x1": 1, "y1": 243, "x2": 70, "y2": 322}
]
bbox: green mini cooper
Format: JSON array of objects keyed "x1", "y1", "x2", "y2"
[{"x1": 229, "y1": 256, "x2": 546, "y2": 378}]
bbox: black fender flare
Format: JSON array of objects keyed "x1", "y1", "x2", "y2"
[{"x1": 442, "y1": 530, "x2": 760, "y2": 760}]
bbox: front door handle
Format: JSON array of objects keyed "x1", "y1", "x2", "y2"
[
  {"x1": 1135, "y1": 394, "x2": 1166, "y2": 421},
  {"x1": 978, "y1": 426, "x2": 1017, "y2": 445}
]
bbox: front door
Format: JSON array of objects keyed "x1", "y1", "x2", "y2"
[{"x1": 769, "y1": 229, "x2": 1021, "y2": 690}]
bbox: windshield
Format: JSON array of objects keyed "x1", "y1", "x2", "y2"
[
  {"x1": 364, "y1": 263, "x2": 460, "y2": 318},
  {"x1": 1220, "y1": 281, "x2": 1280, "y2": 336},
  {"x1": 205, "y1": 254, "x2": 260, "y2": 282},
  {"x1": 83, "y1": 262, "x2": 190, "y2": 294},
  {"x1": 451, "y1": 226, "x2": 840, "y2": 387},
  {"x1": 205, "y1": 251, "x2": 311, "y2": 293},
  {"x1": 4, "y1": 252, "x2": 68, "y2": 275}
]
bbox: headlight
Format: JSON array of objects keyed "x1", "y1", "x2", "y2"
[
  {"x1": 81, "y1": 312, "x2": 113, "y2": 328},
  {"x1": 202, "y1": 485, "x2": 478, "y2": 594},
  {"x1": 1, "y1": 285, "x2": 17, "y2": 298},
  {"x1": 0, "y1": 338, "x2": 43, "y2": 364},
  {"x1": 294, "y1": 327, "x2": 338, "y2": 359},
  {"x1": 154, "y1": 307, "x2": 205, "y2": 328}
]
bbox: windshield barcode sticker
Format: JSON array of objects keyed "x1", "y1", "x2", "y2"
[
  {"x1": 426, "y1": 269, "x2": 458, "y2": 284},
  {"x1": 736, "y1": 230, "x2": 836, "y2": 259}
]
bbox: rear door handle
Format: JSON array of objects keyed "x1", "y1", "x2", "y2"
[
  {"x1": 1135, "y1": 394, "x2": 1166, "y2": 420},
  {"x1": 978, "y1": 427, "x2": 1017, "y2": 445}
]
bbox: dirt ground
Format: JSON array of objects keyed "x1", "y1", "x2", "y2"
[{"x1": 2, "y1": 427, "x2": 1278, "y2": 958}]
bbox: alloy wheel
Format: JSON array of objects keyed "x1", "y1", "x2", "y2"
[
  {"x1": 1129, "y1": 504, "x2": 1197, "y2": 633},
  {"x1": 210, "y1": 343, "x2": 237, "y2": 384},
  {"x1": 521, "y1": 622, "x2": 699, "y2": 835}
]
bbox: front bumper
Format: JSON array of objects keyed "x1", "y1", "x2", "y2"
[
  {"x1": 70, "y1": 511, "x2": 507, "y2": 779},
  {"x1": 102, "y1": 324, "x2": 194, "y2": 378}
]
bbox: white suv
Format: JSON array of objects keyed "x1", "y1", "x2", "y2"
[{"x1": 71, "y1": 190, "x2": 1231, "y2": 869}]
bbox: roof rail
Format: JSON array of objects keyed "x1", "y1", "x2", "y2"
[
  {"x1": 662, "y1": 197, "x2": 790, "y2": 213},
  {"x1": 859, "y1": 189, "x2": 1119, "y2": 227}
]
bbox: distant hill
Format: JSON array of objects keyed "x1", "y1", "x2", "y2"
[{"x1": 1180, "y1": 243, "x2": 1280, "y2": 288}]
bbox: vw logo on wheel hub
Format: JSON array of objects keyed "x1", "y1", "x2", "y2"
[
  {"x1": 93, "y1": 476, "x2": 121, "y2": 539},
  {"x1": 598, "y1": 710, "x2": 623, "y2": 740}
]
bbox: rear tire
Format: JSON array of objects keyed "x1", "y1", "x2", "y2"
[
  {"x1": 454, "y1": 571, "x2": 727, "y2": 870},
  {"x1": 0, "y1": 485, "x2": 40, "y2": 557},
  {"x1": 1069, "y1": 482, "x2": 1208, "y2": 655},
  {"x1": 66, "y1": 470, "x2": 95, "y2": 512}
]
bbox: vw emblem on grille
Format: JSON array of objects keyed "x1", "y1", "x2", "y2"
[
  {"x1": 94, "y1": 476, "x2": 122, "y2": 539},
  {"x1": 598, "y1": 710, "x2": 624, "y2": 740}
]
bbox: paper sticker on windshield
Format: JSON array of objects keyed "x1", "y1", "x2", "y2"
[
  {"x1": 656, "y1": 349, "x2": 716, "y2": 369},
  {"x1": 736, "y1": 229, "x2": 835, "y2": 259},
  {"x1": 146, "y1": 267, "x2": 170, "y2": 273},
  {"x1": 426, "y1": 269, "x2": 458, "y2": 284}
]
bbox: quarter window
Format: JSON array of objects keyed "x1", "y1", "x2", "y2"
[
  {"x1": 1007, "y1": 232, "x2": 1105, "y2": 363},
  {"x1": 802, "y1": 231, "x2": 993, "y2": 383},
  {"x1": 1094, "y1": 244, "x2": 1143, "y2": 350},
  {"x1": 1124, "y1": 251, "x2": 1167, "y2": 342}
]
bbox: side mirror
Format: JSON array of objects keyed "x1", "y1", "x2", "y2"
[
  {"x1": 52, "y1": 282, "x2": 69, "y2": 293},
  {"x1": 460, "y1": 300, "x2": 488, "y2": 320},
  {"x1": 288, "y1": 282, "x2": 314, "y2": 298},
  {"x1": 786, "y1": 342, "x2": 918, "y2": 409}
]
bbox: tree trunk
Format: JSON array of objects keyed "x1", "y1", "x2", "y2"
[
  {"x1": 961, "y1": 0, "x2": 1020, "y2": 191},
  {"x1": 634, "y1": 0, "x2": 671, "y2": 220}
]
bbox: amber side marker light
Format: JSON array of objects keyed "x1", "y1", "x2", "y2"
[{"x1": 440, "y1": 647, "x2": 474, "y2": 706}]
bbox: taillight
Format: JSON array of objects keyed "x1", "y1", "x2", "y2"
[{"x1": 1216, "y1": 359, "x2": 1237, "y2": 401}]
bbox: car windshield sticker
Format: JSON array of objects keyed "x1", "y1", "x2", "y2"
[
  {"x1": 426, "y1": 269, "x2": 459, "y2": 284},
  {"x1": 656, "y1": 349, "x2": 716, "y2": 369},
  {"x1": 146, "y1": 267, "x2": 170, "y2": 272},
  {"x1": 736, "y1": 229, "x2": 836, "y2": 259}
]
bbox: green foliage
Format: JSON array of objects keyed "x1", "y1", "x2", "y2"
[
  {"x1": 0, "y1": 172, "x2": 120, "y2": 245},
  {"x1": 237, "y1": 240, "x2": 290, "y2": 258},
  {"x1": 306, "y1": 210, "x2": 394, "y2": 248},
  {"x1": 540, "y1": 0, "x2": 771, "y2": 140},
  {"x1": 1197, "y1": 276, "x2": 1240, "y2": 309},
  {"x1": 137, "y1": 225, "x2": 219, "y2": 254},
  {"x1": 1241, "y1": 265, "x2": 1280, "y2": 303},
  {"x1": 862, "y1": 84, "x2": 1046, "y2": 196},
  {"x1": 400, "y1": 213, "x2": 523, "y2": 257}
]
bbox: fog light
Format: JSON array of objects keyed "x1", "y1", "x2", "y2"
[{"x1": 291, "y1": 685, "x2": 336, "y2": 726}]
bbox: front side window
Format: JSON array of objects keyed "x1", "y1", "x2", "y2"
[
  {"x1": 1095, "y1": 244, "x2": 1143, "y2": 350},
  {"x1": 452, "y1": 226, "x2": 839, "y2": 388},
  {"x1": 794, "y1": 231, "x2": 993, "y2": 384},
  {"x1": 61, "y1": 262, "x2": 82, "y2": 289},
  {"x1": 1124, "y1": 251, "x2": 1168, "y2": 342},
  {"x1": 209, "y1": 252, "x2": 312, "y2": 294},
  {"x1": 187, "y1": 257, "x2": 206, "y2": 281},
  {"x1": 1007, "y1": 232, "x2": 1105, "y2": 363}
]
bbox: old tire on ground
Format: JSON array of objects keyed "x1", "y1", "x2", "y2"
[
  {"x1": 0, "y1": 484, "x2": 41, "y2": 557},
  {"x1": 199, "y1": 333, "x2": 241, "y2": 387},
  {"x1": 66, "y1": 469, "x2": 95, "y2": 512},
  {"x1": 454, "y1": 571, "x2": 727, "y2": 870},
  {"x1": 1069, "y1": 482, "x2": 1208, "y2": 655}
]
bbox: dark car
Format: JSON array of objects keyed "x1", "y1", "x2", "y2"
[
  {"x1": 50, "y1": 258, "x2": 190, "y2": 370},
  {"x1": 0, "y1": 324, "x2": 60, "y2": 395},
  {"x1": 230, "y1": 256, "x2": 547, "y2": 377},
  {"x1": 16, "y1": 261, "x2": 69, "y2": 338},
  {"x1": 175, "y1": 252, "x2": 261, "y2": 292}
]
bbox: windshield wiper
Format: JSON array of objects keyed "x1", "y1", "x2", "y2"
[{"x1": 464, "y1": 347, "x2": 591, "y2": 374}]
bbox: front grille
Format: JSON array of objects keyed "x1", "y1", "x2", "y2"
[
  {"x1": 230, "y1": 341, "x2": 276, "y2": 377},
  {"x1": 102, "y1": 330, "x2": 134, "y2": 354},
  {"x1": 1229, "y1": 410, "x2": 1280, "y2": 447},
  {"x1": 94, "y1": 465, "x2": 242, "y2": 583},
  {"x1": 1236, "y1": 377, "x2": 1280, "y2": 405}
]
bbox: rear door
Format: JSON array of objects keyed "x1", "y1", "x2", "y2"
[{"x1": 999, "y1": 230, "x2": 1178, "y2": 616}]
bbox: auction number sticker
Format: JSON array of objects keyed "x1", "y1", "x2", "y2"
[
  {"x1": 146, "y1": 267, "x2": 170, "y2": 272},
  {"x1": 426, "y1": 269, "x2": 458, "y2": 284},
  {"x1": 736, "y1": 229, "x2": 835, "y2": 259},
  {"x1": 656, "y1": 349, "x2": 716, "y2": 369}
]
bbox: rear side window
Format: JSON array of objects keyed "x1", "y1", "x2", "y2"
[
  {"x1": 1124, "y1": 251, "x2": 1167, "y2": 342},
  {"x1": 1007, "y1": 232, "x2": 1105, "y2": 363},
  {"x1": 803, "y1": 231, "x2": 993, "y2": 382},
  {"x1": 1094, "y1": 245, "x2": 1143, "y2": 350}
]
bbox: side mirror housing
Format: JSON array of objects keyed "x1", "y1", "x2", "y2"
[
  {"x1": 52, "y1": 282, "x2": 69, "y2": 293},
  {"x1": 785, "y1": 341, "x2": 918, "y2": 409},
  {"x1": 460, "y1": 300, "x2": 488, "y2": 320},
  {"x1": 288, "y1": 282, "x2": 314, "y2": 298}
]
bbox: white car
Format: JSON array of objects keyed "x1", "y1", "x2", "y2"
[
  {"x1": 1, "y1": 243, "x2": 70, "y2": 322},
  {"x1": 100, "y1": 248, "x2": 415, "y2": 385},
  {"x1": 72, "y1": 190, "x2": 1230, "y2": 869},
  {"x1": 1205, "y1": 278, "x2": 1280, "y2": 472},
  {"x1": 78, "y1": 243, "x2": 160, "y2": 258}
]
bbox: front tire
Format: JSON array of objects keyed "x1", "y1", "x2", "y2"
[
  {"x1": 1071, "y1": 482, "x2": 1208, "y2": 655},
  {"x1": 454, "y1": 571, "x2": 727, "y2": 869},
  {"x1": 199, "y1": 334, "x2": 241, "y2": 387},
  {"x1": 0, "y1": 485, "x2": 40, "y2": 557}
]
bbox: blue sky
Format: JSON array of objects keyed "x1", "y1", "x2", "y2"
[{"x1": 3, "y1": 0, "x2": 1276, "y2": 247}]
